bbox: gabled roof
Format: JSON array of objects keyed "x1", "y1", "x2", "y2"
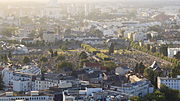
[
  {"x1": 85, "y1": 62, "x2": 101, "y2": 68},
  {"x1": 149, "y1": 61, "x2": 161, "y2": 71}
]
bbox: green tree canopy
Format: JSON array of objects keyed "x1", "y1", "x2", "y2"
[
  {"x1": 57, "y1": 61, "x2": 73, "y2": 72},
  {"x1": 109, "y1": 43, "x2": 115, "y2": 55},
  {"x1": 130, "y1": 96, "x2": 142, "y2": 101},
  {"x1": 171, "y1": 65, "x2": 180, "y2": 78},
  {"x1": 160, "y1": 85, "x2": 180, "y2": 101},
  {"x1": 56, "y1": 55, "x2": 66, "y2": 61},
  {"x1": 0, "y1": 74, "x2": 4, "y2": 90},
  {"x1": 23, "y1": 56, "x2": 31, "y2": 64},
  {"x1": 79, "y1": 51, "x2": 88, "y2": 60},
  {"x1": 40, "y1": 57, "x2": 48, "y2": 62},
  {"x1": 143, "y1": 90, "x2": 166, "y2": 101}
]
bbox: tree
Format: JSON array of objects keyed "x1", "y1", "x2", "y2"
[
  {"x1": 135, "y1": 62, "x2": 146, "y2": 75},
  {"x1": 144, "y1": 68, "x2": 156, "y2": 86},
  {"x1": 171, "y1": 65, "x2": 180, "y2": 78},
  {"x1": 109, "y1": 43, "x2": 114, "y2": 55},
  {"x1": 23, "y1": 56, "x2": 31, "y2": 64},
  {"x1": 103, "y1": 61, "x2": 116, "y2": 71},
  {"x1": 56, "y1": 55, "x2": 66, "y2": 61},
  {"x1": 8, "y1": 51, "x2": 12, "y2": 58},
  {"x1": 49, "y1": 49, "x2": 54, "y2": 57},
  {"x1": 2, "y1": 54, "x2": 9, "y2": 62},
  {"x1": 61, "y1": 46, "x2": 68, "y2": 51},
  {"x1": 0, "y1": 74, "x2": 4, "y2": 90},
  {"x1": 1, "y1": 27, "x2": 17, "y2": 37},
  {"x1": 159, "y1": 45, "x2": 168, "y2": 56},
  {"x1": 160, "y1": 85, "x2": 180, "y2": 101},
  {"x1": 174, "y1": 52, "x2": 180, "y2": 60},
  {"x1": 79, "y1": 51, "x2": 88, "y2": 60},
  {"x1": 130, "y1": 96, "x2": 141, "y2": 101},
  {"x1": 57, "y1": 61, "x2": 73, "y2": 72},
  {"x1": 40, "y1": 57, "x2": 48, "y2": 62},
  {"x1": 54, "y1": 51, "x2": 58, "y2": 57},
  {"x1": 143, "y1": 90, "x2": 166, "y2": 101}
]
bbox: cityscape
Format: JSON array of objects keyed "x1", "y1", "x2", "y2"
[{"x1": 0, "y1": 0, "x2": 179, "y2": 101}]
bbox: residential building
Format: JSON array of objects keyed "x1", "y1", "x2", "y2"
[
  {"x1": 43, "y1": 31, "x2": 61, "y2": 43},
  {"x1": 133, "y1": 32, "x2": 147, "y2": 42},
  {"x1": 2, "y1": 65, "x2": 41, "y2": 91},
  {"x1": 111, "y1": 80, "x2": 154, "y2": 97},
  {"x1": 35, "y1": 73, "x2": 73, "y2": 91},
  {"x1": 12, "y1": 44, "x2": 29, "y2": 55},
  {"x1": 12, "y1": 72, "x2": 36, "y2": 92},
  {"x1": 157, "y1": 76, "x2": 180, "y2": 90},
  {"x1": 63, "y1": 87, "x2": 103, "y2": 101},
  {"x1": 168, "y1": 48, "x2": 180, "y2": 58},
  {"x1": 0, "y1": 91, "x2": 55, "y2": 101},
  {"x1": 83, "y1": 39, "x2": 105, "y2": 45}
]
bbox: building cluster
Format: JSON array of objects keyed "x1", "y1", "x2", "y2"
[
  {"x1": 0, "y1": 61, "x2": 155, "y2": 101},
  {"x1": 0, "y1": 0, "x2": 179, "y2": 101}
]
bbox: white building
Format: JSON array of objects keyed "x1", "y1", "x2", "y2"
[
  {"x1": 0, "y1": 91, "x2": 54, "y2": 101},
  {"x1": 15, "y1": 29, "x2": 31, "y2": 38},
  {"x1": 115, "y1": 66, "x2": 131, "y2": 76},
  {"x1": 43, "y1": 31, "x2": 61, "y2": 43},
  {"x1": 19, "y1": 65, "x2": 41, "y2": 75},
  {"x1": 35, "y1": 73, "x2": 72, "y2": 91},
  {"x1": 79, "y1": 88, "x2": 102, "y2": 96},
  {"x1": 2, "y1": 65, "x2": 41, "y2": 91},
  {"x1": 168, "y1": 48, "x2": 180, "y2": 58},
  {"x1": 133, "y1": 32, "x2": 147, "y2": 42},
  {"x1": 103, "y1": 30, "x2": 115, "y2": 36},
  {"x1": 83, "y1": 39, "x2": 105, "y2": 45},
  {"x1": 2, "y1": 68, "x2": 13, "y2": 86},
  {"x1": 157, "y1": 76, "x2": 180, "y2": 90},
  {"x1": 111, "y1": 80, "x2": 154, "y2": 97},
  {"x1": 12, "y1": 72, "x2": 36, "y2": 92},
  {"x1": 63, "y1": 87, "x2": 102, "y2": 101},
  {"x1": 12, "y1": 44, "x2": 29, "y2": 55}
]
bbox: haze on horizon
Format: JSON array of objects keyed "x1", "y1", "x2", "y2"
[{"x1": 0, "y1": 0, "x2": 180, "y2": 3}]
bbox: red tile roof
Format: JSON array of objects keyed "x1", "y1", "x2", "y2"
[
  {"x1": 85, "y1": 62, "x2": 101, "y2": 68},
  {"x1": 0, "y1": 66, "x2": 4, "y2": 71}
]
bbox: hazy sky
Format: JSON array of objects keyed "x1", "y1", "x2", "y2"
[
  {"x1": 0, "y1": 0, "x2": 109, "y2": 3},
  {"x1": 0, "y1": 0, "x2": 179, "y2": 3}
]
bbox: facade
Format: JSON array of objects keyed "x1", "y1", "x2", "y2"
[
  {"x1": 106, "y1": 38, "x2": 130, "y2": 49},
  {"x1": 35, "y1": 80, "x2": 72, "y2": 91},
  {"x1": 12, "y1": 45, "x2": 29, "y2": 55},
  {"x1": 43, "y1": 31, "x2": 61, "y2": 43},
  {"x1": 83, "y1": 39, "x2": 105, "y2": 45},
  {"x1": 2, "y1": 65, "x2": 41, "y2": 91},
  {"x1": 2, "y1": 68, "x2": 13, "y2": 86},
  {"x1": 133, "y1": 32, "x2": 147, "y2": 42},
  {"x1": 157, "y1": 76, "x2": 180, "y2": 90},
  {"x1": 168, "y1": 48, "x2": 180, "y2": 58},
  {"x1": 35, "y1": 73, "x2": 73, "y2": 91},
  {"x1": 111, "y1": 80, "x2": 154, "y2": 97},
  {"x1": 12, "y1": 72, "x2": 36, "y2": 92},
  {"x1": 0, "y1": 91, "x2": 54, "y2": 101},
  {"x1": 63, "y1": 87, "x2": 103, "y2": 101},
  {"x1": 103, "y1": 30, "x2": 115, "y2": 36}
]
